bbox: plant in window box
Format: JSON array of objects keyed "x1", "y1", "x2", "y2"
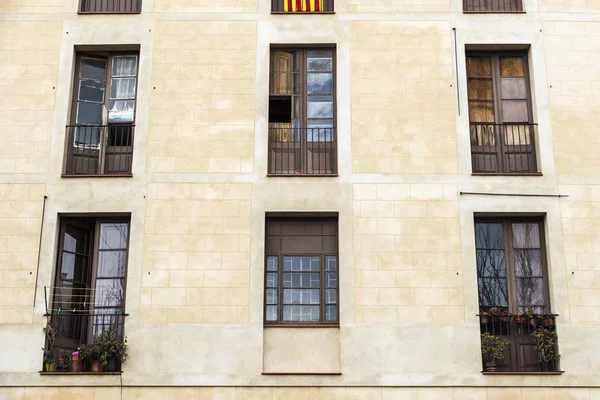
[
  {"x1": 78, "y1": 342, "x2": 102, "y2": 372},
  {"x1": 531, "y1": 326, "x2": 560, "y2": 372},
  {"x1": 480, "y1": 332, "x2": 511, "y2": 372},
  {"x1": 43, "y1": 350, "x2": 56, "y2": 372},
  {"x1": 92, "y1": 329, "x2": 128, "y2": 372}
]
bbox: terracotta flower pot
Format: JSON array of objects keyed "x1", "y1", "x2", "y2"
[
  {"x1": 486, "y1": 361, "x2": 497, "y2": 372},
  {"x1": 71, "y1": 360, "x2": 80, "y2": 373},
  {"x1": 91, "y1": 360, "x2": 101, "y2": 372}
]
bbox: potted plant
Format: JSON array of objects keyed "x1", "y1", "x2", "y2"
[
  {"x1": 480, "y1": 332, "x2": 511, "y2": 372},
  {"x1": 479, "y1": 311, "x2": 490, "y2": 324},
  {"x1": 43, "y1": 350, "x2": 56, "y2": 372},
  {"x1": 515, "y1": 314, "x2": 526, "y2": 325},
  {"x1": 531, "y1": 326, "x2": 560, "y2": 372},
  {"x1": 542, "y1": 314, "x2": 555, "y2": 328},
  {"x1": 79, "y1": 342, "x2": 102, "y2": 372},
  {"x1": 94, "y1": 329, "x2": 128, "y2": 372}
]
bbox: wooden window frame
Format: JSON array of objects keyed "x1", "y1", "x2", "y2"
[
  {"x1": 264, "y1": 217, "x2": 339, "y2": 326},
  {"x1": 79, "y1": 0, "x2": 142, "y2": 14},
  {"x1": 466, "y1": 51, "x2": 538, "y2": 174},
  {"x1": 268, "y1": 46, "x2": 337, "y2": 176},
  {"x1": 271, "y1": 0, "x2": 334, "y2": 13},
  {"x1": 463, "y1": 0, "x2": 524, "y2": 13},
  {"x1": 65, "y1": 51, "x2": 140, "y2": 176}
]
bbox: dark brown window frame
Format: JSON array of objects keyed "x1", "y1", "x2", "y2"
[
  {"x1": 79, "y1": 0, "x2": 142, "y2": 13},
  {"x1": 271, "y1": 0, "x2": 334, "y2": 13},
  {"x1": 64, "y1": 51, "x2": 139, "y2": 176},
  {"x1": 463, "y1": 0, "x2": 524, "y2": 13},
  {"x1": 268, "y1": 46, "x2": 337, "y2": 176},
  {"x1": 264, "y1": 216, "x2": 339, "y2": 326},
  {"x1": 466, "y1": 50, "x2": 538, "y2": 174}
]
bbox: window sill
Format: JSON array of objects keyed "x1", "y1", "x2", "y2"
[
  {"x1": 262, "y1": 371, "x2": 341, "y2": 375},
  {"x1": 471, "y1": 172, "x2": 542, "y2": 176},
  {"x1": 271, "y1": 11, "x2": 335, "y2": 14},
  {"x1": 61, "y1": 173, "x2": 133, "y2": 178},
  {"x1": 78, "y1": 11, "x2": 141, "y2": 14},
  {"x1": 266, "y1": 174, "x2": 338, "y2": 177},
  {"x1": 463, "y1": 11, "x2": 526, "y2": 14},
  {"x1": 482, "y1": 371, "x2": 563, "y2": 375},
  {"x1": 39, "y1": 371, "x2": 122, "y2": 375},
  {"x1": 264, "y1": 324, "x2": 339, "y2": 328}
]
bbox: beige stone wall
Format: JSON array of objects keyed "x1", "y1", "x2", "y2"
[
  {"x1": 539, "y1": 0, "x2": 600, "y2": 13},
  {"x1": 346, "y1": 0, "x2": 450, "y2": 13},
  {"x1": 350, "y1": 21, "x2": 456, "y2": 174},
  {"x1": 0, "y1": 21, "x2": 62, "y2": 174},
  {"x1": 353, "y1": 183, "x2": 463, "y2": 323},
  {"x1": 154, "y1": 0, "x2": 257, "y2": 12},
  {"x1": 545, "y1": 21, "x2": 600, "y2": 175},
  {"x1": 141, "y1": 182, "x2": 251, "y2": 324},
  {"x1": 0, "y1": 0, "x2": 65, "y2": 13},
  {"x1": 147, "y1": 21, "x2": 256, "y2": 174}
]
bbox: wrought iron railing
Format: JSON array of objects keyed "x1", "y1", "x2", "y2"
[
  {"x1": 479, "y1": 313, "x2": 560, "y2": 373},
  {"x1": 463, "y1": 0, "x2": 523, "y2": 12},
  {"x1": 470, "y1": 122, "x2": 537, "y2": 173},
  {"x1": 65, "y1": 125, "x2": 134, "y2": 176},
  {"x1": 268, "y1": 127, "x2": 337, "y2": 175},
  {"x1": 79, "y1": 0, "x2": 142, "y2": 13},
  {"x1": 271, "y1": 0, "x2": 334, "y2": 12}
]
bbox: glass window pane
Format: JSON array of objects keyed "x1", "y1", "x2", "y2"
[
  {"x1": 325, "y1": 305, "x2": 337, "y2": 321},
  {"x1": 79, "y1": 80, "x2": 105, "y2": 103},
  {"x1": 307, "y1": 50, "x2": 333, "y2": 72},
  {"x1": 475, "y1": 223, "x2": 504, "y2": 248},
  {"x1": 468, "y1": 101, "x2": 495, "y2": 123},
  {"x1": 326, "y1": 289, "x2": 337, "y2": 304},
  {"x1": 266, "y1": 288, "x2": 278, "y2": 304},
  {"x1": 326, "y1": 272, "x2": 337, "y2": 288},
  {"x1": 514, "y1": 250, "x2": 543, "y2": 277},
  {"x1": 60, "y1": 252, "x2": 75, "y2": 280},
  {"x1": 516, "y1": 278, "x2": 545, "y2": 307},
  {"x1": 307, "y1": 120, "x2": 334, "y2": 142},
  {"x1": 94, "y1": 278, "x2": 124, "y2": 307},
  {"x1": 476, "y1": 250, "x2": 506, "y2": 277},
  {"x1": 110, "y1": 78, "x2": 136, "y2": 100},
  {"x1": 112, "y1": 56, "x2": 138, "y2": 77},
  {"x1": 502, "y1": 99, "x2": 528, "y2": 122},
  {"x1": 325, "y1": 256, "x2": 337, "y2": 271},
  {"x1": 478, "y1": 278, "x2": 508, "y2": 307},
  {"x1": 63, "y1": 227, "x2": 88, "y2": 254},
  {"x1": 468, "y1": 79, "x2": 494, "y2": 100},
  {"x1": 76, "y1": 102, "x2": 102, "y2": 125},
  {"x1": 92, "y1": 311, "x2": 124, "y2": 337},
  {"x1": 307, "y1": 73, "x2": 333, "y2": 95},
  {"x1": 266, "y1": 256, "x2": 278, "y2": 271},
  {"x1": 266, "y1": 272, "x2": 278, "y2": 288},
  {"x1": 307, "y1": 96, "x2": 333, "y2": 118},
  {"x1": 283, "y1": 289, "x2": 320, "y2": 304},
  {"x1": 97, "y1": 250, "x2": 127, "y2": 278},
  {"x1": 74, "y1": 126, "x2": 101, "y2": 147},
  {"x1": 500, "y1": 56, "x2": 525, "y2": 77},
  {"x1": 512, "y1": 223, "x2": 541, "y2": 248},
  {"x1": 81, "y1": 57, "x2": 106, "y2": 80},
  {"x1": 503, "y1": 124, "x2": 531, "y2": 145},
  {"x1": 108, "y1": 100, "x2": 135, "y2": 123},
  {"x1": 283, "y1": 256, "x2": 320, "y2": 271},
  {"x1": 99, "y1": 223, "x2": 128, "y2": 249},
  {"x1": 501, "y1": 78, "x2": 526, "y2": 100},
  {"x1": 283, "y1": 305, "x2": 320, "y2": 321},
  {"x1": 266, "y1": 305, "x2": 277, "y2": 321},
  {"x1": 283, "y1": 272, "x2": 320, "y2": 288},
  {"x1": 467, "y1": 57, "x2": 492, "y2": 77}
]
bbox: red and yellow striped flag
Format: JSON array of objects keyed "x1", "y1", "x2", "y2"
[{"x1": 283, "y1": 0, "x2": 322, "y2": 11}]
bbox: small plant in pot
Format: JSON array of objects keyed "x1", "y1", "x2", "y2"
[
  {"x1": 83, "y1": 329, "x2": 128, "y2": 372},
  {"x1": 79, "y1": 342, "x2": 102, "y2": 372},
  {"x1": 480, "y1": 332, "x2": 511, "y2": 372},
  {"x1": 479, "y1": 311, "x2": 490, "y2": 324},
  {"x1": 531, "y1": 326, "x2": 560, "y2": 372},
  {"x1": 43, "y1": 350, "x2": 56, "y2": 372}
]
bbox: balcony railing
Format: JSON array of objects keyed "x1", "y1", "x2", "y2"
[
  {"x1": 65, "y1": 125, "x2": 134, "y2": 176},
  {"x1": 79, "y1": 0, "x2": 142, "y2": 13},
  {"x1": 463, "y1": 0, "x2": 523, "y2": 12},
  {"x1": 479, "y1": 313, "x2": 560, "y2": 373},
  {"x1": 470, "y1": 122, "x2": 537, "y2": 174},
  {"x1": 268, "y1": 127, "x2": 337, "y2": 175},
  {"x1": 271, "y1": 0, "x2": 334, "y2": 12}
]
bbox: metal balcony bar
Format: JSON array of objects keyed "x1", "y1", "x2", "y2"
[
  {"x1": 65, "y1": 125, "x2": 134, "y2": 176},
  {"x1": 268, "y1": 127, "x2": 337, "y2": 175},
  {"x1": 463, "y1": 0, "x2": 523, "y2": 12},
  {"x1": 479, "y1": 313, "x2": 560, "y2": 373},
  {"x1": 470, "y1": 122, "x2": 537, "y2": 173},
  {"x1": 79, "y1": 0, "x2": 142, "y2": 13}
]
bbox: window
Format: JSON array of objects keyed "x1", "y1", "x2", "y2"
[
  {"x1": 271, "y1": 0, "x2": 334, "y2": 12},
  {"x1": 466, "y1": 52, "x2": 537, "y2": 174},
  {"x1": 43, "y1": 217, "x2": 129, "y2": 373},
  {"x1": 65, "y1": 52, "x2": 139, "y2": 176},
  {"x1": 475, "y1": 218, "x2": 560, "y2": 372},
  {"x1": 463, "y1": 0, "x2": 523, "y2": 12},
  {"x1": 264, "y1": 217, "x2": 338, "y2": 325},
  {"x1": 79, "y1": 0, "x2": 142, "y2": 13},
  {"x1": 268, "y1": 48, "x2": 337, "y2": 175}
]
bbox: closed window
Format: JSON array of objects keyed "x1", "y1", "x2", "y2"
[
  {"x1": 264, "y1": 217, "x2": 338, "y2": 325},
  {"x1": 268, "y1": 48, "x2": 337, "y2": 175},
  {"x1": 65, "y1": 52, "x2": 139, "y2": 175},
  {"x1": 466, "y1": 52, "x2": 537, "y2": 174},
  {"x1": 271, "y1": 0, "x2": 334, "y2": 12},
  {"x1": 475, "y1": 218, "x2": 559, "y2": 372},
  {"x1": 463, "y1": 0, "x2": 523, "y2": 12},
  {"x1": 79, "y1": 0, "x2": 142, "y2": 13}
]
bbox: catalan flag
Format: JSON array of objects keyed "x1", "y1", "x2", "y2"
[{"x1": 283, "y1": 0, "x2": 322, "y2": 12}]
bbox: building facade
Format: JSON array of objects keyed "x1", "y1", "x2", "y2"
[{"x1": 1, "y1": 0, "x2": 600, "y2": 399}]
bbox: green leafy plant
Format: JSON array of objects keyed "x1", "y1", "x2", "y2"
[
  {"x1": 94, "y1": 329, "x2": 128, "y2": 367},
  {"x1": 531, "y1": 327, "x2": 559, "y2": 363},
  {"x1": 480, "y1": 333, "x2": 511, "y2": 370}
]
